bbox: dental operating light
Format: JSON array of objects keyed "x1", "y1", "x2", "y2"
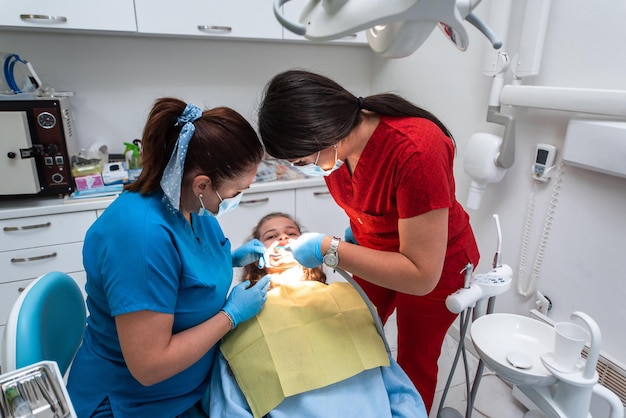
[{"x1": 273, "y1": 0, "x2": 502, "y2": 58}]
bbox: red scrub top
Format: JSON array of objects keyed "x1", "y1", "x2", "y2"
[{"x1": 326, "y1": 116, "x2": 479, "y2": 288}]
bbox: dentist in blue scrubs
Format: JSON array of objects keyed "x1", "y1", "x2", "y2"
[{"x1": 67, "y1": 97, "x2": 270, "y2": 417}]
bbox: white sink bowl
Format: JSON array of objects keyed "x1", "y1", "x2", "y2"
[{"x1": 471, "y1": 313, "x2": 558, "y2": 386}]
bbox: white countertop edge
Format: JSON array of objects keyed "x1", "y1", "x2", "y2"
[{"x1": 0, "y1": 177, "x2": 326, "y2": 219}]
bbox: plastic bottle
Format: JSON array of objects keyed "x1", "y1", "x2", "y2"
[
  {"x1": 5, "y1": 386, "x2": 35, "y2": 418},
  {"x1": 123, "y1": 141, "x2": 142, "y2": 182}
]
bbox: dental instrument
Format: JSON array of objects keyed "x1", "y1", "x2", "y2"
[
  {"x1": 437, "y1": 214, "x2": 512, "y2": 418},
  {"x1": 273, "y1": 0, "x2": 502, "y2": 58}
]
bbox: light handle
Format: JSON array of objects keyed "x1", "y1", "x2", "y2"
[{"x1": 273, "y1": 0, "x2": 306, "y2": 35}]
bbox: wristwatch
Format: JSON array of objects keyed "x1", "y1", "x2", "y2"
[{"x1": 323, "y1": 236, "x2": 341, "y2": 269}]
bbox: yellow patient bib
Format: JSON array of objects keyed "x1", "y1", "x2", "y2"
[{"x1": 219, "y1": 281, "x2": 390, "y2": 418}]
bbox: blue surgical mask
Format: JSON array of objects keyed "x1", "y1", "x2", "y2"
[
  {"x1": 198, "y1": 189, "x2": 243, "y2": 217},
  {"x1": 294, "y1": 147, "x2": 343, "y2": 177}
]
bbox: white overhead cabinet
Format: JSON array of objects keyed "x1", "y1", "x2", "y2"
[
  {"x1": 0, "y1": 0, "x2": 137, "y2": 33},
  {"x1": 135, "y1": 0, "x2": 284, "y2": 40}
]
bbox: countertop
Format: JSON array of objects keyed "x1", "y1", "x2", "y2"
[{"x1": 0, "y1": 177, "x2": 326, "y2": 219}]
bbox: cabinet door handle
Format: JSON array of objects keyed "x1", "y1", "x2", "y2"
[
  {"x1": 240, "y1": 197, "x2": 270, "y2": 205},
  {"x1": 20, "y1": 14, "x2": 68, "y2": 24},
  {"x1": 11, "y1": 252, "x2": 58, "y2": 263},
  {"x1": 197, "y1": 25, "x2": 232, "y2": 33},
  {"x1": 3, "y1": 221, "x2": 52, "y2": 232},
  {"x1": 313, "y1": 191, "x2": 331, "y2": 197}
]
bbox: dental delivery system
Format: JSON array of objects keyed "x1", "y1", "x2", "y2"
[
  {"x1": 437, "y1": 214, "x2": 512, "y2": 417},
  {"x1": 445, "y1": 214, "x2": 512, "y2": 316}
]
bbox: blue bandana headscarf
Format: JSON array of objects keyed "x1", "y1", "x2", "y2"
[{"x1": 160, "y1": 103, "x2": 203, "y2": 211}]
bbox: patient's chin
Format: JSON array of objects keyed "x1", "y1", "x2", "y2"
[
  {"x1": 266, "y1": 260, "x2": 299, "y2": 274},
  {"x1": 268, "y1": 265, "x2": 305, "y2": 287},
  {"x1": 268, "y1": 257, "x2": 298, "y2": 268}
]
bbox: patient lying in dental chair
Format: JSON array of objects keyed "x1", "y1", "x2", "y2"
[{"x1": 206, "y1": 212, "x2": 427, "y2": 418}]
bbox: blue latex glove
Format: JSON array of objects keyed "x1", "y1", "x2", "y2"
[
  {"x1": 285, "y1": 232, "x2": 324, "y2": 268},
  {"x1": 344, "y1": 226, "x2": 359, "y2": 245},
  {"x1": 222, "y1": 275, "x2": 271, "y2": 328},
  {"x1": 231, "y1": 239, "x2": 266, "y2": 267}
]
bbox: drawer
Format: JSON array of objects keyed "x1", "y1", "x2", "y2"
[
  {"x1": 0, "y1": 211, "x2": 97, "y2": 252},
  {"x1": 0, "y1": 277, "x2": 34, "y2": 327},
  {"x1": 0, "y1": 242, "x2": 84, "y2": 283}
]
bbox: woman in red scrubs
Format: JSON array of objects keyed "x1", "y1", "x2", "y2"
[{"x1": 257, "y1": 69, "x2": 480, "y2": 413}]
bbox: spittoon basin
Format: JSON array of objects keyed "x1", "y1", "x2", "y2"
[{"x1": 471, "y1": 313, "x2": 558, "y2": 387}]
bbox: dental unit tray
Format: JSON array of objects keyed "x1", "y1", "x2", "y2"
[{"x1": 0, "y1": 361, "x2": 77, "y2": 418}]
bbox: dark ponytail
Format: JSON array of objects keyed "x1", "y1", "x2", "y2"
[{"x1": 258, "y1": 69, "x2": 454, "y2": 160}]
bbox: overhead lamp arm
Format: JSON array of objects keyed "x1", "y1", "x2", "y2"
[
  {"x1": 273, "y1": 0, "x2": 502, "y2": 57},
  {"x1": 465, "y1": 12, "x2": 502, "y2": 49},
  {"x1": 273, "y1": 0, "x2": 306, "y2": 36}
]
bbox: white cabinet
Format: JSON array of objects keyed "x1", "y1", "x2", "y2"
[
  {"x1": 135, "y1": 0, "x2": 283, "y2": 40},
  {"x1": 0, "y1": 209, "x2": 97, "y2": 362},
  {"x1": 281, "y1": 0, "x2": 368, "y2": 44},
  {"x1": 295, "y1": 185, "x2": 348, "y2": 241},
  {"x1": 0, "y1": 0, "x2": 137, "y2": 33},
  {"x1": 0, "y1": 0, "x2": 367, "y2": 46}
]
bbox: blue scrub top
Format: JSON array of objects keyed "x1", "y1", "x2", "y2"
[{"x1": 67, "y1": 190, "x2": 232, "y2": 417}]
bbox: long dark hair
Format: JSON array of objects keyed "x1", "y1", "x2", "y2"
[
  {"x1": 258, "y1": 69, "x2": 454, "y2": 159},
  {"x1": 126, "y1": 97, "x2": 264, "y2": 194},
  {"x1": 242, "y1": 212, "x2": 327, "y2": 286}
]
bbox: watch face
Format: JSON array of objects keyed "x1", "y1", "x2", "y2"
[{"x1": 323, "y1": 253, "x2": 338, "y2": 268}]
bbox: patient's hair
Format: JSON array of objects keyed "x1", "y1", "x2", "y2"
[{"x1": 243, "y1": 212, "x2": 327, "y2": 286}]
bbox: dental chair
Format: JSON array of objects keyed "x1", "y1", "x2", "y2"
[{"x1": 1, "y1": 271, "x2": 86, "y2": 376}]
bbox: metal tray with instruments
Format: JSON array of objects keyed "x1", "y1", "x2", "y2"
[{"x1": 0, "y1": 361, "x2": 76, "y2": 418}]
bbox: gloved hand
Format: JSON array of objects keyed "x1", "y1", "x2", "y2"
[
  {"x1": 231, "y1": 239, "x2": 266, "y2": 267},
  {"x1": 344, "y1": 226, "x2": 359, "y2": 245},
  {"x1": 222, "y1": 274, "x2": 271, "y2": 328},
  {"x1": 285, "y1": 232, "x2": 324, "y2": 268}
]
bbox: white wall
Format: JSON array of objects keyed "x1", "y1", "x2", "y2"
[
  {"x1": 371, "y1": 0, "x2": 626, "y2": 362},
  {"x1": 2, "y1": 0, "x2": 625, "y2": 363},
  {"x1": 0, "y1": 32, "x2": 373, "y2": 154}
]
